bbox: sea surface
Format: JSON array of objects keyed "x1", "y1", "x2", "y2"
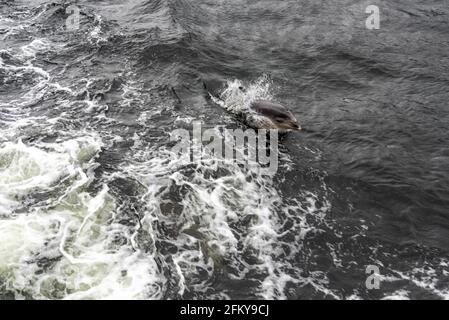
[{"x1": 1, "y1": 0, "x2": 449, "y2": 300}]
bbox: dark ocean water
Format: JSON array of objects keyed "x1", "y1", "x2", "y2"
[{"x1": 1, "y1": 0, "x2": 449, "y2": 299}]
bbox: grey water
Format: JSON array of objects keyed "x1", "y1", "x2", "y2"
[{"x1": 0, "y1": 0, "x2": 449, "y2": 299}]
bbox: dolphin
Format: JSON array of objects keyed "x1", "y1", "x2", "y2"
[
  {"x1": 247, "y1": 100, "x2": 301, "y2": 131},
  {"x1": 203, "y1": 79, "x2": 301, "y2": 131}
]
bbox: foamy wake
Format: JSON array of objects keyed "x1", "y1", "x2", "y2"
[
  {"x1": 0, "y1": 25, "x2": 166, "y2": 299},
  {"x1": 0, "y1": 135, "x2": 168, "y2": 300},
  {"x1": 114, "y1": 122, "x2": 332, "y2": 299},
  {"x1": 0, "y1": 55, "x2": 334, "y2": 299}
]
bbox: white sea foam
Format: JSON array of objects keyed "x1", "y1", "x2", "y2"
[
  {"x1": 116, "y1": 117, "x2": 332, "y2": 299},
  {"x1": 0, "y1": 141, "x2": 72, "y2": 214},
  {"x1": 20, "y1": 39, "x2": 52, "y2": 59},
  {"x1": 212, "y1": 75, "x2": 273, "y2": 115},
  {"x1": 0, "y1": 34, "x2": 168, "y2": 297},
  {"x1": 0, "y1": 135, "x2": 167, "y2": 299},
  {"x1": 88, "y1": 15, "x2": 108, "y2": 45},
  {"x1": 381, "y1": 290, "x2": 410, "y2": 300}
]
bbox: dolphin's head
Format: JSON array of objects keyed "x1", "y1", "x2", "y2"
[
  {"x1": 251, "y1": 101, "x2": 301, "y2": 131},
  {"x1": 273, "y1": 113, "x2": 301, "y2": 131}
]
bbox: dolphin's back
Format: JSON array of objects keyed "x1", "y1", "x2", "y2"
[{"x1": 250, "y1": 100, "x2": 294, "y2": 120}]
